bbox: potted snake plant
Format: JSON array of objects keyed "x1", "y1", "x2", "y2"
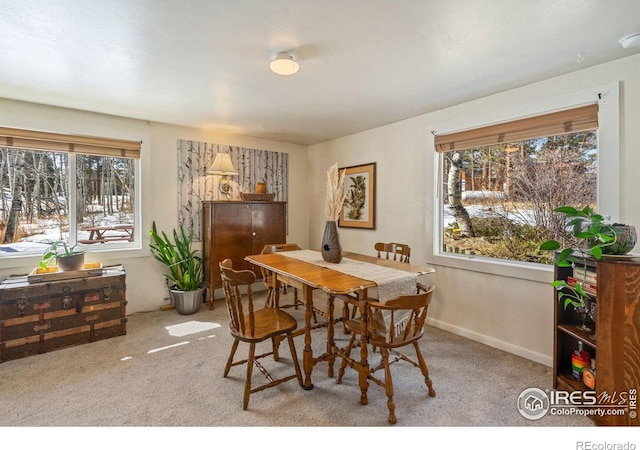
[{"x1": 149, "y1": 221, "x2": 205, "y2": 315}]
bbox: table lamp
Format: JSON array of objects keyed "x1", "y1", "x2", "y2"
[{"x1": 207, "y1": 153, "x2": 239, "y2": 196}]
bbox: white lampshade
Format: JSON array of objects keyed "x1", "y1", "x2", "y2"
[
  {"x1": 269, "y1": 52, "x2": 300, "y2": 76},
  {"x1": 207, "y1": 153, "x2": 238, "y2": 197},
  {"x1": 207, "y1": 153, "x2": 238, "y2": 175}
]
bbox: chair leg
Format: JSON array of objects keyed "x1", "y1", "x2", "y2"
[
  {"x1": 413, "y1": 341, "x2": 436, "y2": 397},
  {"x1": 342, "y1": 303, "x2": 350, "y2": 334},
  {"x1": 264, "y1": 286, "x2": 275, "y2": 308},
  {"x1": 287, "y1": 333, "x2": 304, "y2": 387},
  {"x1": 309, "y1": 295, "x2": 319, "y2": 323},
  {"x1": 224, "y1": 339, "x2": 240, "y2": 377},
  {"x1": 243, "y1": 342, "x2": 256, "y2": 410},
  {"x1": 336, "y1": 331, "x2": 356, "y2": 384},
  {"x1": 272, "y1": 336, "x2": 280, "y2": 361},
  {"x1": 380, "y1": 347, "x2": 397, "y2": 425}
]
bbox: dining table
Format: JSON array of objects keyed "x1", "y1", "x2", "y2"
[{"x1": 245, "y1": 249, "x2": 435, "y2": 404}]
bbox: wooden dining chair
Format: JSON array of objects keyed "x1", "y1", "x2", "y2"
[
  {"x1": 219, "y1": 259, "x2": 303, "y2": 410},
  {"x1": 260, "y1": 243, "x2": 303, "y2": 309},
  {"x1": 375, "y1": 242, "x2": 411, "y2": 263},
  {"x1": 336, "y1": 284, "x2": 437, "y2": 424},
  {"x1": 343, "y1": 242, "x2": 415, "y2": 325},
  {"x1": 261, "y1": 243, "x2": 322, "y2": 324}
]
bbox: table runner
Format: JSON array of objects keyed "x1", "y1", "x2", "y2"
[
  {"x1": 280, "y1": 250, "x2": 418, "y2": 341},
  {"x1": 280, "y1": 249, "x2": 417, "y2": 302}
]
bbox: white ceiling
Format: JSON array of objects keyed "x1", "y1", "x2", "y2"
[{"x1": 1, "y1": 0, "x2": 640, "y2": 146}]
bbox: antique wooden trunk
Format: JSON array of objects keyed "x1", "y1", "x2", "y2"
[{"x1": 0, "y1": 266, "x2": 127, "y2": 362}]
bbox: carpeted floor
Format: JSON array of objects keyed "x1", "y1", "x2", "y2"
[{"x1": 0, "y1": 290, "x2": 593, "y2": 429}]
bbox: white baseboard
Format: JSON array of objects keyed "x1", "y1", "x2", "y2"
[{"x1": 425, "y1": 317, "x2": 552, "y2": 367}]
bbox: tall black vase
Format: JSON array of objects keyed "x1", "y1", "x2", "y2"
[{"x1": 321, "y1": 220, "x2": 343, "y2": 263}]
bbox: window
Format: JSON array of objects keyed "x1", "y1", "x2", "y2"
[
  {"x1": 435, "y1": 104, "x2": 598, "y2": 265},
  {"x1": 0, "y1": 127, "x2": 140, "y2": 257}
]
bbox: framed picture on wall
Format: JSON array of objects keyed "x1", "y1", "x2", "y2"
[{"x1": 339, "y1": 162, "x2": 376, "y2": 229}]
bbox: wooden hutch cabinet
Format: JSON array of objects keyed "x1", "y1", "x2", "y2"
[
  {"x1": 553, "y1": 255, "x2": 640, "y2": 425},
  {"x1": 202, "y1": 201, "x2": 286, "y2": 306}
]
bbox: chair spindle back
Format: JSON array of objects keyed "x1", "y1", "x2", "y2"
[
  {"x1": 220, "y1": 259, "x2": 257, "y2": 338},
  {"x1": 375, "y1": 242, "x2": 411, "y2": 263}
]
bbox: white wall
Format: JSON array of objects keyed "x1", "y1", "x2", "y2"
[
  {"x1": 308, "y1": 53, "x2": 640, "y2": 366},
  {"x1": 0, "y1": 99, "x2": 309, "y2": 313},
  {"x1": 2, "y1": 53, "x2": 638, "y2": 366}
]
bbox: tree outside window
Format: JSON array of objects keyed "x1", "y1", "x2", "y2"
[
  {"x1": 0, "y1": 143, "x2": 138, "y2": 255},
  {"x1": 436, "y1": 105, "x2": 598, "y2": 265}
]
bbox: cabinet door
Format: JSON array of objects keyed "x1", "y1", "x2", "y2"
[
  {"x1": 212, "y1": 203, "x2": 253, "y2": 285},
  {"x1": 251, "y1": 203, "x2": 286, "y2": 255},
  {"x1": 203, "y1": 201, "x2": 287, "y2": 289}
]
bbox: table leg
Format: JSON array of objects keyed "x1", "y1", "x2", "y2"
[
  {"x1": 326, "y1": 293, "x2": 335, "y2": 378},
  {"x1": 207, "y1": 285, "x2": 215, "y2": 310},
  {"x1": 357, "y1": 288, "x2": 369, "y2": 405},
  {"x1": 273, "y1": 277, "x2": 281, "y2": 309},
  {"x1": 302, "y1": 284, "x2": 314, "y2": 390}
]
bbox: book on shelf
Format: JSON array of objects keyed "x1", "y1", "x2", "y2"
[
  {"x1": 567, "y1": 276, "x2": 597, "y2": 295},
  {"x1": 572, "y1": 267, "x2": 597, "y2": 283}
]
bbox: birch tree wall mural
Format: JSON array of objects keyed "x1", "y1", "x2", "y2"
[{"x1": 177, "y1": 140, "x2": 289, "y2": 241}]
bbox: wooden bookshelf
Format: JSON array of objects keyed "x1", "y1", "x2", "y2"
[{"x1": 553, "y1": 255, "x2": 640, "y2": 426}]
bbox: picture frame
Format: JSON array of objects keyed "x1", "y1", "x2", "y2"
[{"x1": 339, "y1": 162, "x2": 376, "y2": 229}]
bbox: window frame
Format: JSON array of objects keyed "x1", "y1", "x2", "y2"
[
  {"x1": 0, "y1": 128, "x2": 146, "y2": 268},
  {"x1": 430, "y1": 82, "x2": 620, "y2": 283},
  {"x1": 72, "y1": 153, "x2": 141, "y2": 252}
]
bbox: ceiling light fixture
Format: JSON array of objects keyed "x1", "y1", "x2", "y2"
[
  {"x1": 619, "y1": 32, "x2": 640, "y2": 49},
  {"x1": 269, "y1": 52, "x2": 300, "y2": 76}
]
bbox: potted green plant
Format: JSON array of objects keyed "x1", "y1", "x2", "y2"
[
  {"x1": 149, "y1": 221, "x2": 205, "y2": 315},
  {"x1": 539, "y1": 205, "x2": 636, "y2": 309},
  {"x1": 40, "y1": 241, "x2": 85, "y2": 272}
]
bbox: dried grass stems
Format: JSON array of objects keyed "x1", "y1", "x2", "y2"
[{"x1": 325, "y1": 163, "x2": 346, "y2": 222}]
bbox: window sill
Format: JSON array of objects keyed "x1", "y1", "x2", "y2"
[
  {"x1": 0, "y1": 245, "x2": 146, "y2": 271},
  {"x1": 428, "y1": 252, "x2": 553, "y2": 283}
]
